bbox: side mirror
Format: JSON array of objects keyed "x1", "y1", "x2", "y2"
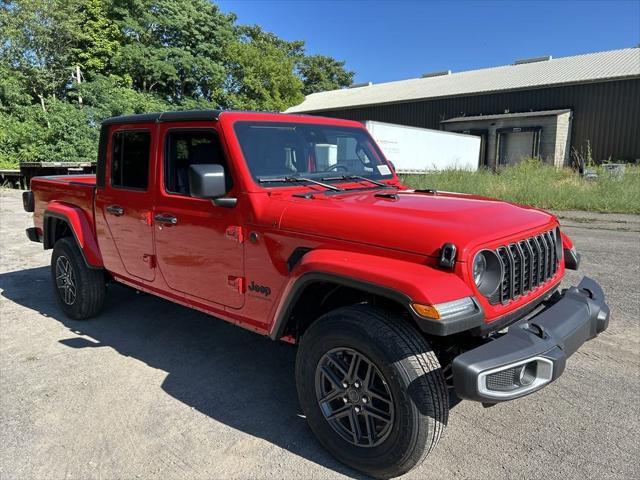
[{"x1": 188, "y1": 164, "x2": 227, "y2": 199}]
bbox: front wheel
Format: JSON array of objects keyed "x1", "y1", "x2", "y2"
[
  {"x1": 51, "y1": 237, "x2": 105, "y2": 320},
  {"x1": 295, "y1": 305, "x2": 449, "y2": 479}
]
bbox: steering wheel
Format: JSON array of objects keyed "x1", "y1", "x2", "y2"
[{"x1": 322, "y1": 164, "x2": 349, "y2": 173}]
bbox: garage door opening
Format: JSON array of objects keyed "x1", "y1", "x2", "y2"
[{"x1": 496, "y1": 127, "x2": 541, "y2": 166}]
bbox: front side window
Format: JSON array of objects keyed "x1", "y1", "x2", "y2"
[
  {"x1": 234, "y1": 122, "x2": 393, "y2": 185},
  {"x1": 164, "y1": 130, "x2": 232, "y2": 195},
  {"x1": 111, "y1": 130, "x2": 151, "y2": 190}
]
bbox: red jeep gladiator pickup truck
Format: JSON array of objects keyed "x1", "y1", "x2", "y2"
[{"x1": 23, "y1": 110, "x2": 609, "y2": 478}]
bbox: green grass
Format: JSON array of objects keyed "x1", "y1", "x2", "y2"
[{"x1": 401, "y1": 160, "x2": 640, "y2": 214}]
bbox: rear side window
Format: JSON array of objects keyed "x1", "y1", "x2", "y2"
[{"x1": 111, "y1": 130, "x2": 151, "y2": 190}]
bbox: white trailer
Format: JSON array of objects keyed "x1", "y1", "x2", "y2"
[{"x1": 363, "y1": 121, "x2": 481, "y2": 173}]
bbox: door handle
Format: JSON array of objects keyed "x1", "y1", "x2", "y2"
[
  {"x1": 154, "y1": 213, "x2": 178, "y2": 225},
  {"x1": 106, "y1": 205, "x2": 124, "y2": 216}
]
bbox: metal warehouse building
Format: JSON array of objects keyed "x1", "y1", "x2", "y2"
[{"x1": 286, "y1": 48, "x2": 640, "y2": 168}]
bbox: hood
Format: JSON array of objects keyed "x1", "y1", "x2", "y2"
[{"x1": 278, "y1": 190, "x2": 556, "y2": 261}]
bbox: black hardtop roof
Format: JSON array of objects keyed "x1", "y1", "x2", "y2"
[
  {"x1": 101, "y1": 109, "x2": 224, "y2": 125},
  {"x1": 100, "y1": 109, "x2": 335, "y2": 126}
]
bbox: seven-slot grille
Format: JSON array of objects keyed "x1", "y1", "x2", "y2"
[{"x1": 489, "y1": 229, "x2": 560, "y2": 304}]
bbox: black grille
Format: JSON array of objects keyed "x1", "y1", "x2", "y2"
[
  {"x1": 491, "y1": 229, "x2": 560, "y2": 305},
  {"x1": 486, "y1": 367, "x2": 521, "y2": 391}
]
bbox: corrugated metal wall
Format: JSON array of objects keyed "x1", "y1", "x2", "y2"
[{"x1": 309, "y1": 78, "x2": 640, "y2": 162}]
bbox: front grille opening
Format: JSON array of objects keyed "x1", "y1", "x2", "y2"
[
  {"x1": 486, "y1": 363, "x2": 537, "y2": 392},
  {"x1": 492, "y1": 229, "x2": 559, "y2": 305},
  {"x1": 486, "y1": 367, "x2": 521, "y2": 391},
  {"x1": 479, "y1": 358, "x2": 554, "y2": 399}
]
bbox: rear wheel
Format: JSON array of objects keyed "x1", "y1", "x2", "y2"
[
  {"x1": 51, "y1": 237, "x2": 105, "y2": 320},
  {"x1": 295, "y1": 305, "x2": 448, "y2": 479}
]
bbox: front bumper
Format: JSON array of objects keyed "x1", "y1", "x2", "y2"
[{"x1": 452, "y1": 277, "x2": 609, "y2": 403}]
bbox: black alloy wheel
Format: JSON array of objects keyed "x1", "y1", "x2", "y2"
[
  {"x1": 55, "y1": 255, "x2": 77, "y2": 305},
  {"x1": 51, "y1": 237, "x2": 105, "y2": 319},
  {"x1": 315, "y1": 347, "x2": 394, "y2": 447}
]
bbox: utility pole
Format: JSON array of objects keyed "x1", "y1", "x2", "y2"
[{"x1": 75, "y1": 65, "x2": 83, "y2": 107}]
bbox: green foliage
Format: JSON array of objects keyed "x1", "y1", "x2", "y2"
[
  {"x1": 0, "y1": 99, "x2": 97, "y2": 164},
  {"x1": 107, "y1": 0, "x2": 234, "y2": 103},
  {"x1": 71, "y1": 0, "x2": 123, "y2": 77},
  {"x1": 78, "y1": 75, "x2": 173, "y2": 118},
  {"x1": 224, "y1": 25, "x2": 304, "y2": 111},
  {"x1": 0, "y1": 0, "x2": 353, "y2": 167},
  {"x1": 402, "y1": 160, "x2": 640, "y2": 214},
  {"x1": 298, "y1": 55, "x2": 354, "y2": 95}
]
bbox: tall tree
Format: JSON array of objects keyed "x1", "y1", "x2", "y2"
[
  {"x1": 223, "y1": 24, "x2": 304, "y2": 111},
  {"x1": 107, "y1": 0, "x2": 234, "y2": 103},
  {"x1": 1, "y1": 0, "x2": 79, "y2": 107},
  {"x1": 0, "y1": 0, "x2": 356, "y2": 166},
  {"x1": 69, "y1": 0, "x2": 122, "y2": 78},
  {"x1": 297, "y1": 54, "x2": 354, "y2": 95}
]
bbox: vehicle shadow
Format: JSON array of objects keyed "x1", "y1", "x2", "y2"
[
  {"x1": 0, "y1": 266, "x2": 458, "y2": 479},
  {"x1": 0, "y1": 266, "x2": 372, "y2": 478}
]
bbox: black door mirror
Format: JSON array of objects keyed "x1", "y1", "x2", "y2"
[{"x1": 188, "y1": 164, "x2": 227, "y2": 199}]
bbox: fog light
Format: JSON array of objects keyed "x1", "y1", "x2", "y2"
[
  {"x1": 518, "y1": 362, "x2": 537, "y2": 386},
  {"x1": 478, "y1": 357, "x2": 554, "y2": 400}
]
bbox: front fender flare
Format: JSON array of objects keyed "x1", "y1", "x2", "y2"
[
  {"x1": 269, "y1": 249, "x2": 478, "y2": 340},
  {"x1": 44, "y1": 202, "x2": 103, "y2": 268}
]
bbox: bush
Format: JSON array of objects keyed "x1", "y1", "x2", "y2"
[
  {"x1": 401, "y1": 160, "x2": 640, "y2": 214},
  {"x1": 0, "y1": 100, "x2": 97, "y2": 167}
]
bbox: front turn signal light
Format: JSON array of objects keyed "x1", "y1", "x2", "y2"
[
  {"x1": 412, "y1": 303, "x2": 441, "y2": 319},
  {"x1": 412, "y1": 297, "x2": 477, "y2": 320}
]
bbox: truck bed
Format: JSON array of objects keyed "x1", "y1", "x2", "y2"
[{"x1": 30, "y1": 175, "x2": 97, "y2": 234}]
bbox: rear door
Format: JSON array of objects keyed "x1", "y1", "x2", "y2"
[{"x1": 97, "y1": 125, "x2": 156, "y2": 282}]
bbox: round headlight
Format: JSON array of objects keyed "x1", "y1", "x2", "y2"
[
  {"x1": 473, "y1": 253, "x2": 486, "y2": 284},
  {"x1": 555, "y1": 227, "x2": 563, "y2": 260},
  {"x1": 472, "y1": 250, "x2": 503, "y2": 297}
]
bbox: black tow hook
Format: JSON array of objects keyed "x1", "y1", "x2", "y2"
[{"x1": 524, "y1": 322, "x2": 546, "y2": 339}]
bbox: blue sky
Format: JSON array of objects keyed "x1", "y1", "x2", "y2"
[{"x1": 216, "y1": 0, "x2": 640, "y2": 84}]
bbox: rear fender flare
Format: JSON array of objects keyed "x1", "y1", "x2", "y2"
[
  {"x1": 269, "y1": 249, "x2": 475, "y2": 340},
  {"x1": 44, "y1": 202, "x2": 103, "y2": 268}
]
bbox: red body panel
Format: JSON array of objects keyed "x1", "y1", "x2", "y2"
[
  {"x1": 31, "y1": 175, "x2": 103, "y2": 267},
  {"x1": 29, "y1": 111, "x2": 568, "y2": 336}
]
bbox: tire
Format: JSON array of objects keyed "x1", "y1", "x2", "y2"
[
  {"x1": 295, "y1": 304, "x2": 448, "y2": 479},
  {"x1": 51, "y1": 237, "x2": 105, "y2": 320}
]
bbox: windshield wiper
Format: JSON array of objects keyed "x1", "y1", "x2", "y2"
[
  {"x1": 258, "y1": 176, "x2": 343, "y2": 192},
  {"x1": 321, "y1": 174, "x2": 394, "y2": 189}
]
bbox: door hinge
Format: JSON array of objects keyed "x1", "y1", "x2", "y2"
[
  {"x1": 228, "y1": 276, "x2": 245, "y2": 293},
  {"x1": 225, "y1": 226, "x2": 244, "y2": 243},
  {"x1": 142, "y1": 254, "x2": 156, "y2": 268}
]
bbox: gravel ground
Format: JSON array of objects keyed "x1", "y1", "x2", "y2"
[{"x1": 1, "y1": 188, "x2": 639, "y2": 480}]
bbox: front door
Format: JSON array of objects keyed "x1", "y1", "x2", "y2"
[
  {"x1": 98, "y1": 125, "x2": 156, "y2": 282},
  {"x1": 153, "y1": 125, "x2": 244, "y2": 309}
]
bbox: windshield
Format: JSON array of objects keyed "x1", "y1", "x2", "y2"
[{"x1": 234, "y1": 121, "x2": 394, "y2": 185}]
